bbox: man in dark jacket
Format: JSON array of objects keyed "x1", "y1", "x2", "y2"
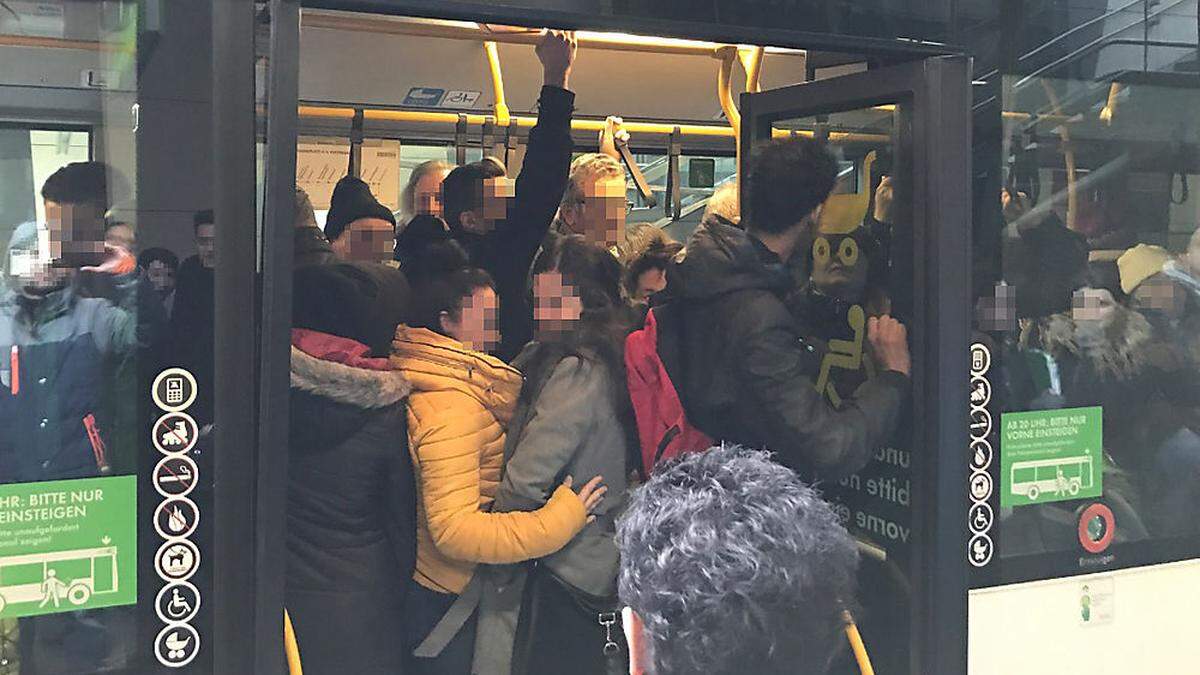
[
  {"x1": 443, "y1": 30, "x2": 577, "y2": 361},
  {"x1": 662, "y1": 138, "x2": 911, "y2": 482},
  {"x1": 171, "y1": 209, "x2": 216, "y2": 426},
  {"x1": 287, "y1": 262, "x2": 414, "y2": 675}
]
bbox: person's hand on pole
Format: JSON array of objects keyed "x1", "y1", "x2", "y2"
[{"x1": 599, "y1": 116, "x2": 629, "y2": 159}]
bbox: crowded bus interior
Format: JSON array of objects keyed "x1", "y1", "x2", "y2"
[{"x1": 1, "y1": 0, "x2": 1200, "y2": 673}]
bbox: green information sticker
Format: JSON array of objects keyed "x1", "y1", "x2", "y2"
[
  {"x1": 0, "y1": 476, "x2": 137, "y2": 618},
  {"x1": 1000, "y1": 406, "x2": 1102, "y2": 507}
]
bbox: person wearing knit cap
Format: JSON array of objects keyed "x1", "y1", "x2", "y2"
[
  {"x1": 1118, "y1": 244, "x2": 1188, "y2": 322},
  {"x1": 325, "y1": 176, "x2": 397, "y2": 264},
  {"x1": 1117, "y1": 244, "x2": 1172, "y2": 294}
]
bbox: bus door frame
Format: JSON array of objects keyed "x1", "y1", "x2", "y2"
[
  {"x1": 262, "y1": 2, "x2": 970, "y2": 670},
  {"x1": 738, "y1": 56, "x2": 973, "y2": 675}
]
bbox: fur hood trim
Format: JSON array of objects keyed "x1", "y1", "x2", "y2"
[
  {"x1": 1025, "y1": 309, "x2": 1153, "y2": 379},
  {"x1": 291, "y1": 346, "x2": 411, "y2": 408}
]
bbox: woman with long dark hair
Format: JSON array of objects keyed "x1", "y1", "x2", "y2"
[
  {"x1": 474, "y1": 234, "x2": 637, "y2": 675},
  {"x1": 392, "y1": 241, "x2": 606, "y2": 674}
]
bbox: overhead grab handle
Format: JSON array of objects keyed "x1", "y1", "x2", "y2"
[
  {"x1": 455, "y1": 113, "x2": 468, "y2": 166},
  {"x1": 348, "y1": 109, "x2": 364, "y2": 178},
  {"x1": 666, "y1": 127, "x2": 683, "y2": 220},
  {"x1": 615, "y1": 134, "x2": 657, "y2": 209}
]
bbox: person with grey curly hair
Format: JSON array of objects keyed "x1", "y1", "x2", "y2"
[{"x1": 615, "y1": 445, "x2": 858, "y2": 675}]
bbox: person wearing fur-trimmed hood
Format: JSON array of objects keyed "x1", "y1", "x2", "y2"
[
  {"x1": 286, "y1": 262, "x2": 416, "y2": 674},
  {"x1": 1021, "y1": 278, "x2": 1200, "y2": 537}
]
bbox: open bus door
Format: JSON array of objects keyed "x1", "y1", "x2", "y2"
[{"x1": 738, "y1": 56, "x2": 972, "y2": 674}]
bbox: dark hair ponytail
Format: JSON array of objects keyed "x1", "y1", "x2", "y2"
[{"x1": 406, "y1": 240, "x2": 494, "y2": 337}]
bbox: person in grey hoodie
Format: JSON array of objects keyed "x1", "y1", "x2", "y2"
[{"x1": 474, "y1": 235, "x2": 634, "y2": 675}]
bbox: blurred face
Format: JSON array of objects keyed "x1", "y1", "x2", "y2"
[
  {"x1": 461, "y1": 177, "x2": 515, "y2": 234},
  {"x1": 331, "y1": 217, "x2": 394, "y2": 263},
  {"x1": 563, "y1": 175, "x2": 627, "y2": 248},
  {"x1": 415, "y1": 168, "x2": 449, "y2": 218},
  {"x1": 634, "y1": 267, "x2": 667, "y2": 302},
  {"x1": 1131, "y1": 273, "x2": 1186, "y2": 320},
  {"x1": 195, "y1": 223, "x2": 216, "y2": 269},
  {"x1": 1073, "y1": 287, "x2": 1117, "y2": 324},
  {"x1": 44, "y1": 200, "x2": 106, "y2": 267},
  {"x1": 1187, "y1": 229, "x2": 1200, "y2": 275},
  {"x1": 146, "y1": 260, "x2": 176, "y2": 295},
  {"x1": 440, "y1": 286, "x2": 500, "y2": 353},
  {"x1": 105, "y1": 223, "x2": 136, "y2": 253},
  {"x1": 533, "y1": 270, "x2": 583, "y2": 339},
  {"x1": 810, "y1": 231, "x2": 869, "y2": 301}
]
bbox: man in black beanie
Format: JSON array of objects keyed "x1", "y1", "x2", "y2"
[{"x1": 325, "y1": 176, "x2": 396, "y2": 264}]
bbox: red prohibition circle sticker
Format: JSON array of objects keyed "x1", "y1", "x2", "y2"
[{"x1": 1078, "y1": 503, "x2": 1116, "y2": 554}]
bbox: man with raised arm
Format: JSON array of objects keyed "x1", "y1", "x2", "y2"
[{"x1": 442, "y1": 29, "x2": 578, "y2": 360}]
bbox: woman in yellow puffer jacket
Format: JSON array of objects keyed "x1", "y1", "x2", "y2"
[{"x1": 393, "y1": 246, "x2": 606, "y2": 675}]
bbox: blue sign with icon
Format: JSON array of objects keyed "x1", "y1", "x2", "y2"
[{"x1": 402, "y1": 87, "x2": 446, "y2": 107}]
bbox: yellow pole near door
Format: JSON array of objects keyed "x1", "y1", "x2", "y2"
[
  {"x1": 739, "y1": 46, "x2": 765, "y2": 93},
  {"x1": 483, "y1": 40, "x2": 511, "y2": 127},
  {"x1": 715, "y1": 46, "x2": 743, "y2": 199},
  {"x1": 284, "y1": 610, "x2": 303, "y2": 675}
]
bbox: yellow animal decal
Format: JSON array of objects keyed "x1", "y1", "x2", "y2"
[{"x1": 812, "y1": 151, "x2": 879, "y2": 407}]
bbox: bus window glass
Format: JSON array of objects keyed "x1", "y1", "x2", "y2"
[
  {"x1": 972, "y1": 74, "x2": 1200, "y2": 578},
  {"x1": 2, "y1": 1, "x2": 229, "y2": 670},
  {"x1": 767, "y1": 106, "x2": 912, "y2": 673}
]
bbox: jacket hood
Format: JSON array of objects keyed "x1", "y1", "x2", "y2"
[
  {"x1": 1024, "y1": 307, "x2": 1154, "y2": 380},
  {"x1": 390, "y1": 325, "x2": 522, "y2": 420},
  {"x1": 290, "y1": 330, "x2": 411, "y2": 409},
  {"x1": 671, "y1": 220, "x2": 791, "y2": 301}
]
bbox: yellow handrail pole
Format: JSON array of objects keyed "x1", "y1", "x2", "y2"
[
  {"x1": 842, "y1": 610, "x2": 875, "y2": 675},
  {"x1": 0, "y1": 34, "x2": 131, "y2": 52},
  {"x1": 284, "y1": 610, "x2": 303, "y2": 675},
  {"x1": 301, "y1": 12, "x2": 730, "y2": 57},
  {"x1": 1040, "y1": 80, "x2": 1078, "y2": 231},
  {"x1": 738, "y1": 46, "x2": 765, "y2": 94},
  {"x1": 1100, "y1": 82, "x2": 1123, "y2": 126},
  {"x1": 296, "y1": 106, "x2": 889, "y2": 143},
  {"x1": 715, "y1": 45, "x2": 743, "y2": 198},
  {"x1": 483, "y1": 40, "x2": 511, "y2": 127},
  {"x1": 714, "y1": 46, "x2": 742, "y2": 135}
]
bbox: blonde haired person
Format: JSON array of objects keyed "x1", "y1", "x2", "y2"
[
  {"x1": 558, "y1": 152, "x2": 627, "y2": 249},
  {"x1": 400, "y1": 160, "x2": 452, "y2": 227}
]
